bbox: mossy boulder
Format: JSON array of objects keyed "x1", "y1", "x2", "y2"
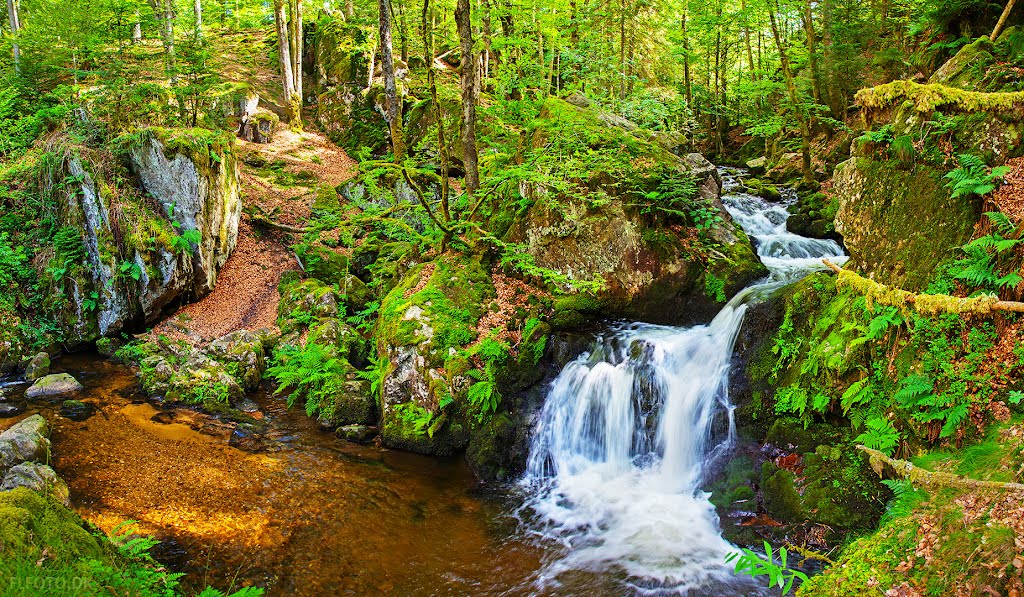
[
  {"x1": 1, "y1": 463, "x2": 70, "y2": 506},
  {"x1": 315, "y1": 85, "x2": 389, "y2": 156},
  {"x1": 0, "y1": 488, "x2": 106, "y2": 562},
  {"x1": 24, "y1": 373, "x2": 84, "y2": 399},
  {"x1": 23, "y1": 352, "x2": 50, "y2": 382},
  {"x1": 504, "y1": 98, "x2": 766, "y2": 325},
  {"x1": 832, "y1": 157, "x2": 980, "y2": 290},
  {"x1": 0, "y1": 415, "x2": 51, "y2": 476},
  {"x1": 311, "y1": 17, "x2": 373, "y2": 89}
]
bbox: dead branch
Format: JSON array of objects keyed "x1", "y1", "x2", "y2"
[{"x1": 857, "y1": 445, "x2": 1024, "y2": 492}]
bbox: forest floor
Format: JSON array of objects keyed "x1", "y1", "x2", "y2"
[{"x1": 147, "y1": 129, "x2": 357, "y2": 344}]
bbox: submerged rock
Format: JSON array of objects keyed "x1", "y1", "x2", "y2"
[
  {"x1": 59, "y1": 399, "x2": 95, "y2": 421},
  {"x1": 0, "y1": 404, "x2": 23, "y2": 418},
  {"x1": 0, "y1": 414, "x2": 51, "y2": 475},
  {"x1": 0, "y1": 462, "x2": 70, "y2": 506},
  {"x1": 336, "y1": 424, "x2": 376, "y2": 443},
  {"x1": 25, "y1": 373, "x2": 84, "y2": 399}
]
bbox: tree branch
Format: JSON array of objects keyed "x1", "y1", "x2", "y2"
[{"x1": 857, "y1": 445, "x2": 1024, "y2": 493}]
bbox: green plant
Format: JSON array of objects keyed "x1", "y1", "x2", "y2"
[
  {"x1": 170, "y1": 227, "x2": 202, "y2": 255},
  {"x1": 266, "y1": 343, "x2": 349, "y2": 420},
  {"x1": 948, "y1": 212, "x2": 1023, "y2": 292},
  {"x1": 855, "y1": 416, "x2": 901, "y2": 456},
  {"x1": 944, "y1": 154, "x2": 1010, "y2": 199},
  {"x1": 119, "y1": 260, "x2": 143, "y2": 281},
  {"x1": 704, "y1": 272, "x2": 726, "y2": 302},
  {"x1": 467, "y1": 380, "x2": 500, "y2": 422},
  {"x1": 725, "y1": 542, "x2": 808, "y2": 594}
]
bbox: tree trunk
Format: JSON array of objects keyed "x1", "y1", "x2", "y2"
[
  {"x1": 397, "y1": 0, "x2": 409, "y2": 62},
  {"x1": 423, "y1": 0, "x2": 451, "y2": 223},
  {"x1": 289, "y1": 0, "x2": 303, "y2": 105},
  {"x1": 133, "y1": 10, "x2": 143, "y2": 43},
  {"x1": 6, "y1": 0, "x2": 20, "y2": 74},
  {"x1": 378, "y1": 0, "x2": 406, "y2": 160},
  {"x1": 273, "y1": 0, "x2": 297, "y2": 121},
  {"x1": 618, "y1": 0, "x2": 627, "y2": 98},
  {"x1": 455, "y1": 0, "x2": 480, "y2": 196},
  {"x1": 681, "y1": 4, "x2": 692, "y2": 107},
  {"x1": 741, "y1": 0, "x2": 755, "y2": 78},
  {"x1": 194, "y1": 0, "x2": 203, "y2": 36},
  {"x1": 768, "y1": 0, "x2": 813, "y2": 183},
  {"x1": 147, "y1": 0, "x2": 178, "y2": 85},
  {"x1": 346, "y1": 0, "x2": 354, "y2": 18},
  {"x1": 992, "y1": 0, "x2": 1017, "y2": 40},
  {"x1": 803, "y1": 0, "x2": 822, "y2": 105}
]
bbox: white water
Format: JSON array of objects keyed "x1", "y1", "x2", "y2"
[{"x1": 518, "y1": 169, "x2": 847, "y2": 594}]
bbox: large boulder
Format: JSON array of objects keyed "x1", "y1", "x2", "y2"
[
  {"x1": 832, "y1": 157, "x2": 980, "y2": 290},
  {"x1": 128, "y1": 129, "x2": 242, "y2": 298},
  {"x1": 504, "y1": 98, "x2": 766, "y2": 325},
  {"x1": 0, "y1": 415, "x2": 51, "y2": 475},
  {"x1": 23, "y1": 352, "x2": 50, "y2": 381}
]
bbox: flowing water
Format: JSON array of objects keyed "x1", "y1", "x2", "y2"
[
  {"x1": 0, "y1": 169, "x2": 848, "y2": 596},
  {"x1": 517, "y1": 169, "x2": 847, "y2": 594}
]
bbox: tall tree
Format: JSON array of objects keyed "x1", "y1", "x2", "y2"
[
  {"x1": 6, "y1": 0, "x2": 20, "y2": 74},
  {"x1": 273, "y1": 0, "x2": 298, "y2": 121},
  {"x1": 768, "y1": 0, "x2": 813, "y2": 183},
  {"x1": 378, "y1": 0, "x2": 405, "y2": 160},
  {"x1": 991, "y1": 0, "x2": 1017, "y2": 40},
  {"x1": 194, "y1": 0, "x2": 203, "y2": 36},
  {"x1": 147, "y1": 0, "x2": 178, "y2": 84},
  {"x1": 455, "y1": 0, "x2": 480, "y2": 195}
]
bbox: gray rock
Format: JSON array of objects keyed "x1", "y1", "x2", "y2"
[
  {"x1": 337, "y1": 425, "x2": 376, "y2": 443},
  {"x1": 0, "y1": 404, "x2": 24, "y2": 418},
  {"x1": 207, "y1": 329, "x2": 267, "y2": 391},
  {"x1": 0, "y1": 414, "x2": 50, "y2": 475},
  {"x1": 24, "y1": 352, "x2": 50, "y2": 381},
  {"x1": 25, "y1": 373, "x2": 84, "y2": 399},
  {"x1": 746, "y1": 156, "x2": 768, "y2": 174},
  {"x1": 0, "y1": 462, "x2": 70, "y2": 506}
]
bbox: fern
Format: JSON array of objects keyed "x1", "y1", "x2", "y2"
[
  {"x1": 841, "y1": 378, "x2": 874, "y2": 413},
  {"x1": 266, "y1": 343, "x2": 349, "y2": 421},
  {"x1": 880, "y1": 479, "x2": 927, "y2": 525},
  {"x1": 944, "y1": 154, "x2": 1010, "y2": 199},
  {"x1": 855, "y1": 416, "x2": 900, "y2": 456},
  {"x1": 467, "y1": 380, "x2": 500, "y2": 421}
]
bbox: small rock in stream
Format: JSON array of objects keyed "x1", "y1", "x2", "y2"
[
  {"x1": 337, "y1": 425, "x2": 377, "y2": 444},
  {"x1": 0, "y1": 404, "x2": 24, "y2": 418},
  {"x1": 23, "y1": 352, "x2": 51, "y2": 381},
  {"x1": 228, "y1": 425, "x2": 266, "y2": 452},
  {"x1": 25, "y1": 373, "x2": 84, "y2": 399}
]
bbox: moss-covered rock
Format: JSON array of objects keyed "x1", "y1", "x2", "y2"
[
  {"x1": 503, "y1": 98, "x2": 766, "y2": 325},
  {"x1": 832, "y1": 157, "x2": 980, "y2": 290}
]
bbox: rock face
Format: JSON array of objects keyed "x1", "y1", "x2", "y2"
[
  {"x1": 506, "y1": 98, "x2": 766, "y2": 325},
  {"x1": 129, "y1": 131, "x2": 242, "y2": 297},
  {"x1": 21, "y1": 129, "x2": 242, "y2": 350},
  {"x1": 25, "y1": 373, "x2": 84, "y2": 399},
  {"x1": 0, "y1": 415, "x2": 51, "y2": 474}
]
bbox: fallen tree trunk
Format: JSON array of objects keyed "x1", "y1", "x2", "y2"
[
  {"x1": 857, "y1": 445, "x2": 1024, "y2": 492},
  {"x1": 822, "y1": 259, "x2": 1024, "y2": 315}
]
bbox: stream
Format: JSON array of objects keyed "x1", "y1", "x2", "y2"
[{"x1": 0, "y1": 169, "x2": 846, "y2": 596}]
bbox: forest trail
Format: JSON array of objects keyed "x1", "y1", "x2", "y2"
[{"x1": 148, "y1": 130, "x2": 357, "y2": 344}]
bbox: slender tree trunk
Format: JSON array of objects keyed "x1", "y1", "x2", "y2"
[
  {"x1": 194, "y1": 0, "x2": 203, "y2": 36},
  {"x1": 346, "y1": 0, "x2": 354, "y2": 18},
  {"x1": 274, "y1": 0, "x2": 297, "y2": 120},
  {"x1": 397, "y1": 0, "x2": 409, "y2": 62},
  {"x1": 379, "y1": 0, "x2": 405, "y2": 160},
  {"x1": 992, "y1": 0, "x2": 1017, "y2": 40},
  {"x1": 768, "y1": 0, "x2": 813, "y2": 183},
  {"x1": 741, "y1": 0, "x2": 755, "y2": 78},
  {"x1": 423, "y1": 0, "x2": 450, "y2": 223},
  {"x1": 455, "y1": 0, "x2": 480, "y2": 195},
  {"x1": 681, "y1": 5, "x2": 692, "y2": 107},
  {"x1": 6, "y1": 0, "x2": 20, "y2": 74},
  {"x1": 133, "y1": 10, "x2": 143, "y2": 43},
  {"x1": 618, "y1": 0, "x2": 627, "y2": 98},
  {"x1": 148, "y1": 0, "x2": 178, "y2": 84},
  {"x1": 482, "y1": 0, "x2": 492, "y2": 88},
  {"x1": 289, "y1": 0, "x2": 303, "y2": 105},
  {"x1": 803, "y1": 0, "x2": 821, "y2": 105}
]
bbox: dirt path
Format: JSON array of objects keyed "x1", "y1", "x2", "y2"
[{"x1": 150, "y1": 129, "x2": 357, "y2": 343}]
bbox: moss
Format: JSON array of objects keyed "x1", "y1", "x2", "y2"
[
  {"x1": 856, "y1": 80, "x2": 1024, "y2": 114},
  {"x1": 761, "y1": 462, "x2": 804, "y2": 520},
  {"x1": 0, "y1": 488, "x2": 107, "y2": 563},
  {"x1": 797, "y1": 517, "x2": 918, "y2": 596}
]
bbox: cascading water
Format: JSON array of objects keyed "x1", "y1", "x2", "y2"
[{"x1": 518, "y1": 169, "x2": 848, "y2": 594}]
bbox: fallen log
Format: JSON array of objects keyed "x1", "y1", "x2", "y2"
[
  {"x1": 857, "y1": 445, "x2": 1024, "y2": 493},
  {"x1": 821, "y1": 259, "x2": 1024, "y2": 315}
]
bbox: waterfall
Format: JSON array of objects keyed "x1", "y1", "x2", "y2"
[{"x1": 518, "y1": 169, "x2": 847, "y2": 594}]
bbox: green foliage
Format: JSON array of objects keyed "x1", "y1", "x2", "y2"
[
  {"x1": 948, "y1": 211, "x2": 1023, "y2": 292},
  {"x1": 467, "y1": 380, "x2": 500, "y2": 422},
  {"x1": 854, "y1": 416, "x2": 901, "y2": 456},
  {"x1": 879, "y1": 479, "x2": 928, "y2": 525},
  {"x1": 170, "y1": 227, "x2": 202, "y2": 255},
  {"x1": 266, "y1": 343, "x2": 350, "y2": 421},
  {"x1": 725, "y1": 542, "x2": 808, "y2": 595},
  {"x1": 944, "y1": 154, "x2": 1011, "y2": 199}
]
